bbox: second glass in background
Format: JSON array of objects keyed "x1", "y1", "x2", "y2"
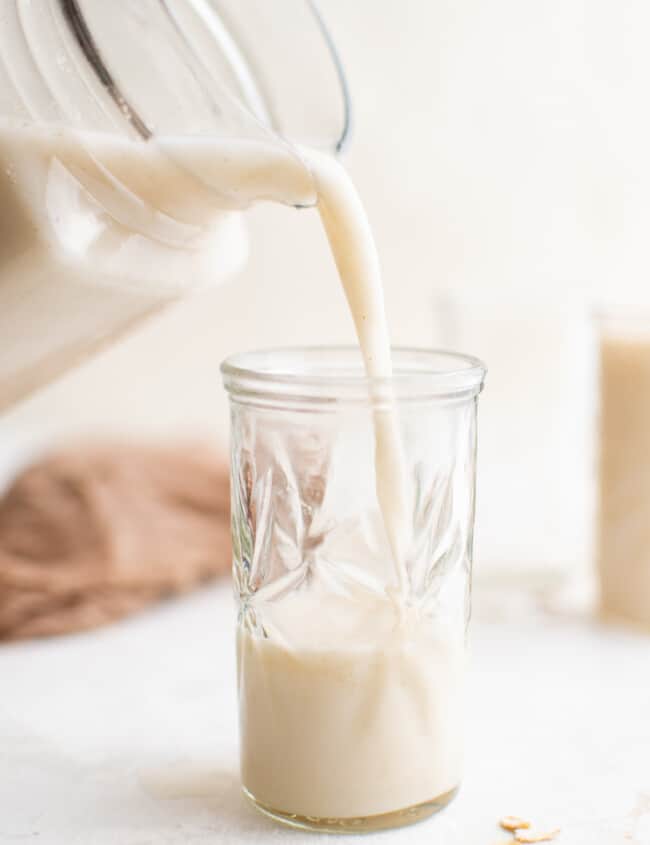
[
  {"x1": 222, "y1": 346, "x2": 485, "y2": 832},
  {"x1": 596, "y1": 307, "x2": 650, "y2": 631}
]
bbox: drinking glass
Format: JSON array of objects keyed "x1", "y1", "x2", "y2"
[{"x1": 221, "y1": 346, "x2": 485, "y2": 832}]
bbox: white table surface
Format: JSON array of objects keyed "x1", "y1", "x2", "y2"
[{"x1": 1, "y1": 581, "x2": 649, "y2": 845}]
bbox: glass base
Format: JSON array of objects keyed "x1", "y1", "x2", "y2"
[{"x1": 243, "y1": 785, "x2": 459, "y2": 834}]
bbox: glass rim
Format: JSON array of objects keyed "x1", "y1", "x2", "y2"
[{"x1": 221, "y1": 346, "x2": 486, "y2": 407}]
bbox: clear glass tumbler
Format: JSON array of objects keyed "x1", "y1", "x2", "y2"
[{"x1": 221, "y1": 346, "x2": 486, "y2": 833}]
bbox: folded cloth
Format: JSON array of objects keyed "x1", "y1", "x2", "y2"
[{"x1": 0, "y1": 441, "x2": 231, "y2": 641}]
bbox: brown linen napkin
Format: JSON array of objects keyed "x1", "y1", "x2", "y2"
[{"x1": 0, "y1": 441, "x2": 231, "y2": 641}]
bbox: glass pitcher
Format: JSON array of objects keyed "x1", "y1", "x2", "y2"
[{"x1": 0, "y1": 0, "x2": 350, "y2": 411}]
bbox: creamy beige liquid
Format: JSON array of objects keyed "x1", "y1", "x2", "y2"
[
  {"x1": 238, "y1": 592, "x2": 464, "y2": 820},
  {"x1": 599, "y1": 332, "x2": 650, "y2": 629},
  {"x1": 309, "y1": 150, "x2": 411, "y2": 593}
]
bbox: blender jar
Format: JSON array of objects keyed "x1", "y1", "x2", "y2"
[{"x1": 0, "y1": 0, "x2": 350, "y2": 411}]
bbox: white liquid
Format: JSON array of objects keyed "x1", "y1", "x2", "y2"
[
  {"x1": 238, "y1": 593, "x2": 464, "y2": 820},
  {"x1": 309, "y1": 150, "x2": 411, "y2": 593}
]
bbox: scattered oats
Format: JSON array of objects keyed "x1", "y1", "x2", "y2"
[
  {"x1": 515, "y1": 829, "x2": 560, "y2": 843},
  {"x1": 500, "y1": 816, "x2": 532, "y2": 832}
]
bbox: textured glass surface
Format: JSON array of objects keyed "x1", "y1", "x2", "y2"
[{"x1": 230, "y1": 394, "x2": 478, "y2": 637}]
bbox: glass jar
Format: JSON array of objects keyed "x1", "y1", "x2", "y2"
[
  {"x1": 0, "y1": 1, "x2": 350, "y2": 411},
  {"x1": 221, "y1": 346, "x2": 486, "y2": 833},
  {"x1": 596, "y1": 307, "x2": 650, "y2": 631}
]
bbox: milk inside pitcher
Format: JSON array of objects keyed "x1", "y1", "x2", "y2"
[{"x1": 0, "y1": 0, "x2": 349, "y2": 411}]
